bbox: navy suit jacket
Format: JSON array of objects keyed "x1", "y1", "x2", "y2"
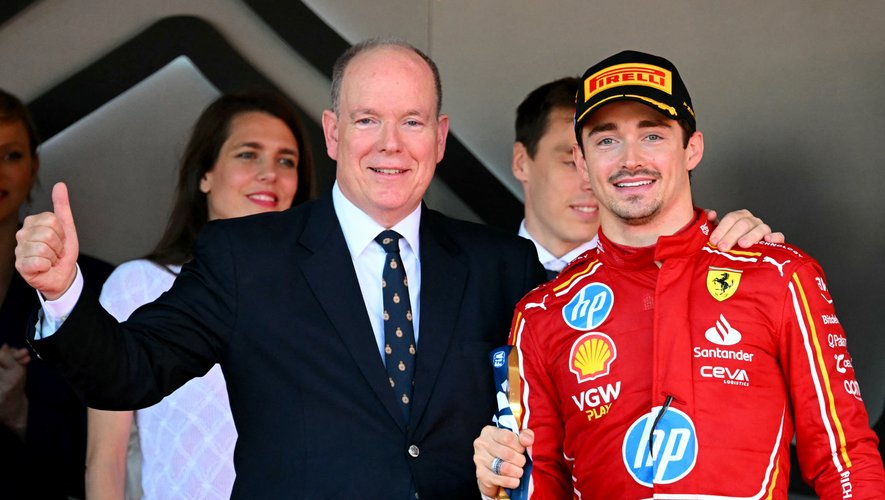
[{"x1": 30, "y1": 195, "x2": 545, "y2": 499}]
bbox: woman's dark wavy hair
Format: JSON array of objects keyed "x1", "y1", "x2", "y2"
[{"x1": 147, "y1": 89, "x2": 315, "y2": 265}]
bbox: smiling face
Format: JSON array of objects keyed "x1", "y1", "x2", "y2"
[
  {"x1": 575, "y1": 101, "x2": 703, "y2": 245},
  {"x1": 0, "y1": 119, "x2": 38, "y2": 226},
  {"x1": 322, "y1": 46, "x2": 449, "y2": 227},
  {"x1": 514, "y1": 106, "x2": 599, "y2": 258},
  {"x1": 199, "y1": 111, "x2": 299, "y2": 221}
]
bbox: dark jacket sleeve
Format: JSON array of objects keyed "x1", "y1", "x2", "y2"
[{"x1": 28, "y1": 225, "x2": 236, "y2": 410}]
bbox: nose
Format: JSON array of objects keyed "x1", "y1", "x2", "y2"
[
  {"x1": 257, "y1": 161, "x2": 277, "y2": 183},
  {"x1": 620, "y1": 140, "x2": 643, "y2": 171},
  {"x1": 379, "y1": 122, "x2": 402, "y2": 153}
]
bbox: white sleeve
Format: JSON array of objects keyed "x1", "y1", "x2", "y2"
[{"x1": 34, "y1": 264, "x2": 83, "y2": 339}]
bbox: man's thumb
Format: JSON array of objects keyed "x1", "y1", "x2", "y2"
[{"x1": 51, "y1": 182, "x2": 76, "y2": 231}]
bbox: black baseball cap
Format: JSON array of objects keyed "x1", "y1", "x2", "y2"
[{"x1": 574, "y1": 50, "x2": 696, "y2": 142}]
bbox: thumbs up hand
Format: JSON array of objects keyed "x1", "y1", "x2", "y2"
[{"x1": 15, "y1": 182, "x2": 81, "y2": 300}]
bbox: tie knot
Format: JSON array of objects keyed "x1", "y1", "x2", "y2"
[{"x1": 375, "y1": 230, "x2": 402, "y2": 254}]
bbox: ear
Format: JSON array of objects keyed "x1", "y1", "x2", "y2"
[
  {"x1": 512, "y1": 142, "x2": 530, "y2": 183},
  {"x1": 435, "y1": 114, "x2": 449, "y2": 163},
  {"x1": 572, "y1": 143, "x2": 589, "y2": 178},
  {"x1": 321, "y1": 109, "x2": 339, "y2": 161},
  {"x1": 685, "y1": 131, "x2": 704, "y2": 173},
  {"x1": 199, "y1": 172, "x2": 212, "y2": 194}
]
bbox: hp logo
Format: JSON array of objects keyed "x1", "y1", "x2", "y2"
[
  {"x1": 622, "y1": 406, "x2": 697, "y2": 486},
  {"x1": 562, "y1": 283, "x2": 613, "y2": 331}
]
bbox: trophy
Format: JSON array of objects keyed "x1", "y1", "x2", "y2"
[{"x1": 489, "y1": 345, "x2": 532, "y2": 500}]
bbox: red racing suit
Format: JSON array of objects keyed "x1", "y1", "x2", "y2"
[{"x1": 510, "y1": 209, "x2": 885, "y2": 499}]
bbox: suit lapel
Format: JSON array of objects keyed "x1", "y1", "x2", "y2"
[
  {"x1": 411, "y1": 210, "x2": 468, "y2": 426},
  {"x1": 298, "y1": 197, "x2": 405, "y2": 427}
]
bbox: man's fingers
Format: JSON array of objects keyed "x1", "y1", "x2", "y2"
[
  {"x1": 52, "y1": 182, "x2": 80, "y2": 262},
  {"x1": 708, "y1": 209, "x2": 750, "y2": 245},
  {"x1": 764, "y1": 231, "x2": 786, "y2": 244},
  {"x1": 708, "y1": 209, "x2": 777, "y2": 251},
  {"x1": 474, "y1": 425, "x2": 530, "y2": 495},
  {"x1": 704, "y1": 208, "x2": 718, "y2": 223},
  {"x1": 736, "y1": 222, "x2": 772, "y2": 249},
  {"x1": 15, "y1": 233, "x2": 64, "y2": 276},
  {"x1": 495, "y1": 459, "x2": 525, "y2": 480},
  {"x1": 13, "y1": 187, "x2": 80, "y2": 297},
  {"x1": 518, "y1": 428, "x2": 535, "y2": 448},
  {"x1": 474, "y1": 426, "x2": 526, "y2": 465},
  {"x1": 16, "y1": 213, "x2": 67, "y2": 259},
  {"x1": 51, "y1": 182, "x2": 76, "y2": 233},
  {"x1": 475, "y1": 459, "x2": 522, "y2": 495}
]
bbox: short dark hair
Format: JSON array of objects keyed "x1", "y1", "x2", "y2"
[
  {"x1": 515, "y1": 77, "x2": 579, "y2": 158},
  {"x1": 678, "y1": 121, "x2": 692, "y2": 149},
  {"x1": 0, "y1": 88, "x2": 41, "y2": 157},
  {"x1": 148, "y1": 89, "x2": 315, "y2": 265},
  {"x1": 330, "y1": 37, "x2": 443, "y2": 117}
]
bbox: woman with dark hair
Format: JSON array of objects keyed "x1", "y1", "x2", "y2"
[
  {"x1": 1, "y1": 88, "x2": 113, "y2": 499},
  {"x1": 85, "y1": 90, "x2": 314, "y2": 499}
]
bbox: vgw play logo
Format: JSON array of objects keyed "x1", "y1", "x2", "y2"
[{"x1": 622, "y1": 406, "x2": 698, "y2": 486}]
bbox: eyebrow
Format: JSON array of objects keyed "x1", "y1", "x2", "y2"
[
  {"x1": 588, "y1": 122, "x2": 617, "y2": 136},
  {"x1": 637, "y1": 119, "x2": 671, "y2": 129},
  {"x1": 349, "y1": 108, "x2": 375, "y2": 119},
  {"x1": 349, "y1": 108, "x2": 429, "y2": 119},
  {"x1": 0, "y1": 140, "x2": 26, "y2": 149},
  {"x1": 236, "y1": 142, "x2": 298, "y2": 156},
  {"x1": 588, "y1": 118, "x2": 672, "y2": 136}
]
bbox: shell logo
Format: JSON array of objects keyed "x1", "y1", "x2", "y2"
[{"x1": 569, "y1": 332, "x2": 617, "y2": 383}]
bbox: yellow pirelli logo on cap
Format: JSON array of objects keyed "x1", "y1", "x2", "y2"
[{"x1": 583, "y1": 63, "x2": 672, "y2": 102}]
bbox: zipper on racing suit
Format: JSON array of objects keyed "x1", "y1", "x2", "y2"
[{"x1": 648, "y1": 395, "x2": 675, "y2": 458}]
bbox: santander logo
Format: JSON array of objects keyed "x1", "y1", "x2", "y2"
[{"x1": 704, "y1": 314, "x2": 741, "y2": 346}]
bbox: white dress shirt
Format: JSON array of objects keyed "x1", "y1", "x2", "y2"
[
  {"x1": 517, "y1": 219, "x2": 598, "y2": 273},
  {"x1": 332, "y1": 182, "x2": 422, "y2": 362}
]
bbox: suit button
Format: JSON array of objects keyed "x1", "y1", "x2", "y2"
[{"x1": 408, "y1": 444, "x2": 420, "y2": 457}]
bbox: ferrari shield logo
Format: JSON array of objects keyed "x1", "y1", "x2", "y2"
[{"x1": 707, "y1": 267, "x2": 742, "y2": 301}]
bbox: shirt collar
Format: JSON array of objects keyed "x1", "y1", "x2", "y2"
[
  {"x1": 332, "y1": 181, "x2": 422, "y2": 260},
  {"x1": 518, "y1": 219, "x2": 598, "y2": 271},
  {"x1": 562, "y1": 235, "x2": 599, "y2": 263}
]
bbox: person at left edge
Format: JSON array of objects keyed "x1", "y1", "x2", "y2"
[
  {"x1": 14, "y1": 38, "x2": 546, "y2": 499},
  {"x1": 1, "y1": 88, "x2": 112, "y2": 499}
]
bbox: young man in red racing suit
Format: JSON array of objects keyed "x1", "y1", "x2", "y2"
[{"x1": 476, "y1": 50, "x2": 885, "y2": 499}]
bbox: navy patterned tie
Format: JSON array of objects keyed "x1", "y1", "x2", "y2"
[{"x1": 375, "y1": 230, "x2": 416, "y2": 419}]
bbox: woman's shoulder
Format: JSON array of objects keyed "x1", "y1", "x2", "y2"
[{"x1": 100, "y1": 259, "x2": 179, "y2": 309}]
